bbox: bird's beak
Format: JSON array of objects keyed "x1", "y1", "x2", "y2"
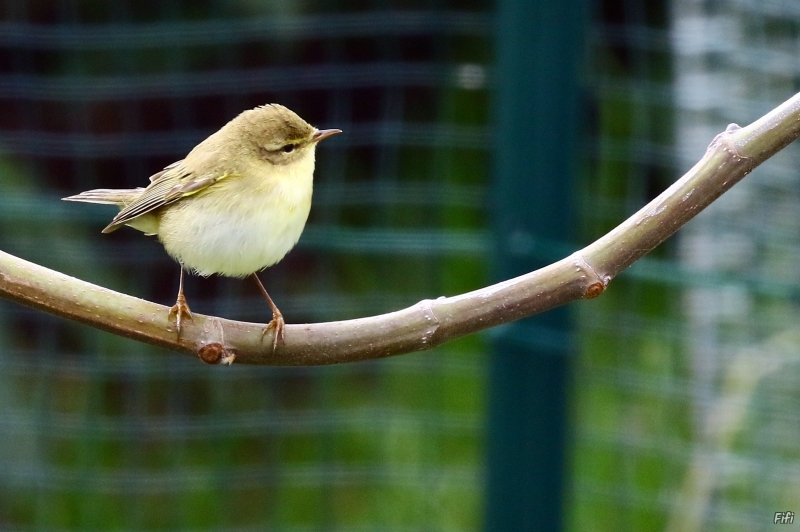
[{"x1": 312, "y1": 128, "x2": 342, "y2": 143}]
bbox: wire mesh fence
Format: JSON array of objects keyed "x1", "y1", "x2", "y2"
[
  {"x1": 3, "y1": 0, "x2": 800, "y2": 530},
  {"x1": 573, "y1": 1, "x2": 800, "y2": 531},
  {"x1": 0, "y1": 2, "x2": 491, "y2": 530}
]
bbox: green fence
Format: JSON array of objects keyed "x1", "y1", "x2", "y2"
[
  {"x1": 0, "y1": 3, "x2": 491, "y2": 530},
  {"x1": 3, "y1": 0, "x2": 800, "y2": 531},
  {"x1": 574, "y1": 1, "x2": 800, "y2": 531}
]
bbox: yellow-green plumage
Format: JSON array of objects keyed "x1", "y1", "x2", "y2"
[
  {"x1": 63, "y1": 104, "x2": 341, "y2": 346},
  {"x1": 64, "y1": 104, "x2": 340, "y2": 278}
]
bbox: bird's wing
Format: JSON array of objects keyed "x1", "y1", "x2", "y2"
[
  {"x1": 102, "y1": 161, "x2": 230, "y2": 233},
  {"x1": 149, "y1": 160, "x2": 181, "y2": 182}
]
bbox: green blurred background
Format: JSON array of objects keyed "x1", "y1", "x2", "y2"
[{"x1": 2, "y1": 0, "x2": 800, "y2": 530}]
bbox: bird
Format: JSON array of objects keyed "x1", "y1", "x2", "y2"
[{"x1": 64, "y1": 104, "x2": 341, "y2": 352}]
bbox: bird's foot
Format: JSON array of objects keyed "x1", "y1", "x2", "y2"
[
  {"x1": 260, "y1": 311, "x2": 285, "y2": 353},
  {"x1": 168, "y1": 294, "x2": 193, "y2": 336}
]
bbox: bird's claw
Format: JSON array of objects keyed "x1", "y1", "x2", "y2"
[
  {"x1": 168, "y1": 296, "x2": 193, "y2": 336},
  {"x1": 260, "y1": 312, "x2": 285, "y2": 353}
]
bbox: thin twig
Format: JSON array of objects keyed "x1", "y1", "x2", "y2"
[{"x1": 2, "y1": 92, "x2": 800, "y2": 365}]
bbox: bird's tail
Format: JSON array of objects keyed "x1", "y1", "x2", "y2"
[{"x1": 62, "y1": 188, "x2": 144, "y2": 207}]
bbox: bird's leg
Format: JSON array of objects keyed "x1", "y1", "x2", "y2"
[
  {"x1": 168, "y1": 266, "x2": 193, "y2": 335},
  {"x1": 251, "y1": 273, "x2": 285, "y2": 352}
]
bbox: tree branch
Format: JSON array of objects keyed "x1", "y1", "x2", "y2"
[{"x1": 3, "y1": 91, "x2": 800, "y2": 365}]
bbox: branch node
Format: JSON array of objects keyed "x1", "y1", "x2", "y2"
[
  {"x1": 583, "y1": 282, "x2": 605, "y2": 299},
  {"x1": 417, "y1": 298, "x2": 442, "y2": 348},
  {"x1": 573, "y1": 253, "x2": 609, "y2": 299},
  {"x1": 195, "y1": 317, "x2": 236, "y2": 364},
  {"x1": 709, "y1": 123, "x2": 751, "y2": 163},
  {"x1": 198, "y1": 342, "x2": 236, "y2": 365}
]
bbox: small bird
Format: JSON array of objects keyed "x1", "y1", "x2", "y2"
[{"x1": 64, "y1": 104, "x2": 341, "y2": 351}]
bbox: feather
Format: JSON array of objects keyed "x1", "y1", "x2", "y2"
[{"x1": 101, "y1": 161, "x2": 230, "y2": 233}]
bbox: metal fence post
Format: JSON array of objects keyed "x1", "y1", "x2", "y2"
[{"x1": 486, "y1": 1, "x2": 587, "y2": 530}]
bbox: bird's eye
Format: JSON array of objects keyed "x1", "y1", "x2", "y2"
[{"x1": 282, "y1": 144, "x2": 295, "y2": 153}]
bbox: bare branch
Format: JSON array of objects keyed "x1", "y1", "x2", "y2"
[{"x1": 3, "y1": 92, "x2": 800, "y2": 365}]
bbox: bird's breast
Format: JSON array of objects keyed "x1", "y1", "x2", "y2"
[{"x1": 157, "y1": 162, "x2": 314, "y2": 277}]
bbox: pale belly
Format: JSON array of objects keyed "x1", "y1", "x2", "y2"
[{"x1": 156, "y1": 188, "x2": 311, "y2": 278}]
